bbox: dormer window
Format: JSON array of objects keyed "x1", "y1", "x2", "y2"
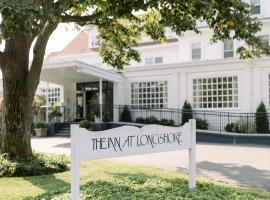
[
  {"x1": 89, "y1": 34, "x2": 98, "y2": 48},
  {"x1": 224, "y1": 40, "x2": 234, "y2": 58},
  {"x1": 191, "y1": 42, "x2": 201, "y2": 60},
  {"x1": 145, "y1": 57, "x2": 163, "y2": 65},
  {"x1": 250, "y1": 0, "x2": 260, "y2": 15}
]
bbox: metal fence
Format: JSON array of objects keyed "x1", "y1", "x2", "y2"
[{"x1": 116, "y1": 105, "x2": 270, "y2": 134}]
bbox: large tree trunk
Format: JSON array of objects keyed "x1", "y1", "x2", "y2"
[
  {"x1": 0, "y1": 36, "x2": 36, "y2": 157},
  {"x1": 1, "y1": 75, "x2": 34, "y2": 157},
  {"x1": 0, "y1": 21, "x2": 57, "y2": 157}
]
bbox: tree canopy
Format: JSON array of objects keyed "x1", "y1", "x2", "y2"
[{"x1": 0, "y1": 0, "x2": 269, "y2": 71}]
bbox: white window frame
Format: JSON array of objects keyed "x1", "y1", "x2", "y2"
[
  {"x1": 191, "y1": 42, "x2": 202, "y2": 60},
  {"x1": 250, "y1": 0, "x2": 261, "y2": 15},
  {"x1": 131, "y1": 81, "x2": 168, "y2": 109},
  {"x1": 192, "y1": 76, "x2": 239, "y2": 109},
  {"x1": 223, "y1": 40, "x2": 234, "y2": 59},
  {"x1": 145, "y1": 58, "x2": 153, "y2": 65},
  {"x1": 155, "y1": 57, "x2": 163, "y2": 64}
]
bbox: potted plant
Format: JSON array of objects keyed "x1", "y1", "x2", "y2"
[{"x1": 34, "y1": 122, "x2": 48, "y2": 137}]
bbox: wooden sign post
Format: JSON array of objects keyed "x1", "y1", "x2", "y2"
[{"x1": 71, "y1": 119, "x2": 196, "y2": 200}]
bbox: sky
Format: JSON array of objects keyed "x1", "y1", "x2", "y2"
[
  {"x1": 44, "y1": 24, "x2": 80, "y2": 57},
  {"x1": 0, "y1": 24, "x2": 80, "y2": 78},
  {"x1": 0, "y1": 24, "x2": 80, "y2": 57}
]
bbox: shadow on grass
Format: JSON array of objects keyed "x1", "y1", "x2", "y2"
[
  {"x1": 27, "y1": 172, "x2": 265, "y2": 200},
  {"x1": 197, "y1": 161, "x2": 270, "y2": 191},
  {"x1": 23, "y1": 174, "x2": 69, "y2": 197}
]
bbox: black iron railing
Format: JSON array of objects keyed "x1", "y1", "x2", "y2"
[{"x1": 115, "y1": 105, "x2": 270, "y2": 134}]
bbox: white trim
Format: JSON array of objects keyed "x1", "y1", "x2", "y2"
[{"x1": 43, "y1": 60, "x2": 124, "y2": 83}]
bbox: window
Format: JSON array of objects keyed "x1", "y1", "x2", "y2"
[
  {"x1": 145, "y1": 57, "x2": 163, "y2": 65},
  {"x1": 192, "y1": 43, "x2": 201, "y2": 60},
  {"x1": 155, "y1": 57, "x2": 163, "y2": 64},
  {"x1": 39, "y1": 87, "x2": 61, "y2": 105},
  {"x1": 131, "y1": 81, "x2": 168, "y2": 109},
  {"x1": 90, "y1": 34, "x2": 98, "y2": 48},
  {"x1": 145, "y1": 58, "x2": 154, "y2": 65},
  {"x1": 193, "y1": 76, "x2": 238, "y2": 109},
  {"x1": 224, "y1": 40, "x2": 234, "y2": 58},
  {"x1": 250, "y1": 0, "x2": 260, "y2": 15}
]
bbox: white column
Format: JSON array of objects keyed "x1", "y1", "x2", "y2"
[
  {"x1": 99, "y1": 78, "x2": 103, "y2": 122},
  {"x1": 46, "y1": 82, "x2": 49, "y2": 123},
  {"x1": 179, "y1": 72, "x2": 187, "y2": 108},
  {"x1": 168, "y1": 74, "x2": 179, "y2": 109},
  {"x1": 241, "y1": 67, "x2": 252, "y2": 112},
  {"x1": 83, "y1": 91, "x2": 86, "y2": 119}
]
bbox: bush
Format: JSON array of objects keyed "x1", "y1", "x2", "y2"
[
  {"x1": 35, "y1": 122, "x2": 46, "y2": 129},
  {"x1": 145, "y1": 116, "x2": 159, "y2": 124},
  {"x1": 225, "y1": 123, "x2": 235, "y2": 132},
  {"x1": 159, "y1": 119, "x2": 175, "y2": 126},
  {"x1": 135, "y1": 117, "x2": 145, "y2": 123},
  {"x1": 120, "y1": 105, "x2": 132, "y2": 122},
  {"x1": 225, "y1": 118, "x2": 255, "y2": 133},
  {"x1": 0, "y1": 152, "x2": 68, "y2": 177},
  {"x1": 255, "y1": 102, "x2": 269, "y2": 133},
  {"x1": 79, "y1": 120, "x2": 91, "y2": 129},
  {"x1": 196, "y1": 118, "x2": 208, "y2": 130},
  {"x1": 181, "y1": 101, "x2": 193, "y2": 125}
]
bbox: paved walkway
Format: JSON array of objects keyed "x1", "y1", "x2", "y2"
[{"x1": 32, "y1": 137, "x2": 270, "y2": 191}]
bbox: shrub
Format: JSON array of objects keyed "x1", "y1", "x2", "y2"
[
  {"x1": 225, "y1": 118, "x2": 255, "y2": 133},
  {"x1": 145, "y1": 116, "x2": 159, "y2": 124},
  {"x1": 196, "y1": 118, "x2": 208, "y2": 130},
  {"x1": 159, "y1": 119, "x2": 175, "y2": 126},
  {"x1": 35, "y1": 122, "x2": 46, "y2": 129},
  {"x1": 181, "y1": 101, "x2": 193, "y2": 125},
  {"x1": 135, "y1": 117, "x2": 145, "y2": 123},
  {"x1": 255, "y1": 102, "x2": 269, "y2": 133},
  {"x1": 225, "y1": 123, "x2": 235, "y2": 132},
  {"x1": 0, "y1": 152, "x2": 68, "y2": 177},
  {"x1": 79, "y1": 120, "x2": 91, "y2": 129},
  {"x1": 120, "y1": 105, "x2": 132, "y2": 122}
]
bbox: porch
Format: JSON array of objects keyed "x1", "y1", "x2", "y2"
[{"x1": 40, "y1": 60, "x2": 125, "y2": 122}]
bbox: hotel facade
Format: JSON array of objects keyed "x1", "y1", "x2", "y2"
[{"x1": 41, "y1": 0, "x2": 270, "y2": 126}]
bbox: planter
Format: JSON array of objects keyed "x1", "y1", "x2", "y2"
[{"x1": 35, "y1": 128, "x2": 48, "y2": 137}]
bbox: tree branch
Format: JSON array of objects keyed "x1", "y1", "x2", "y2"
[
  {"x1": 60, "y1": 12, "x2": 103, "y2": 24},
  {"x1": 27, "y1": 22, "x2": 57, "y2": 97}
]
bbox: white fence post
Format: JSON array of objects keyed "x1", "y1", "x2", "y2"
[
  {"x1": 188, "y1": 119, "x2": 196, "y2": 190},
  {"x1": 71, "y1": 124, "x2": 80, "y2": 200}
]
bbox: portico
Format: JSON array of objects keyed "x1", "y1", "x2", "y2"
[{"x1": 40, "y1": 60, "x2": 125, "y2": 122}]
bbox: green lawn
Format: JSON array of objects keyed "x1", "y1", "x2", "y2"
[{"x1": 0, "y1": 160, "x2": 269, "y2": 200}]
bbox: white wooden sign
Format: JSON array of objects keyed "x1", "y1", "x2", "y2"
[{"x1": 71, "y1": 119, "x2": 196, "y2": 200}]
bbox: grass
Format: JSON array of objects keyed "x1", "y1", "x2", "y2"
[{"x1": 0, "y1": 160, "x2": 269, "y2": 200}]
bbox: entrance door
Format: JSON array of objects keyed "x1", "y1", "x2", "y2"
[
  {"x1": 76, "y1": 81, "x2": 113, "y2": 121},
  {"x1": 85, "y1": 91, "x2": 99, "y2": 121}
]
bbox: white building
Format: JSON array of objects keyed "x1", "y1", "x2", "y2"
[{"x1": 41, "y1": 0, "x2": 270, "y2": 125}]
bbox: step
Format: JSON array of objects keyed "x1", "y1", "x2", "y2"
[{"x1": 56, "y1": 129, "x2": 70, "y2": 134}]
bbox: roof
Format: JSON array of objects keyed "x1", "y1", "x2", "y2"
[
  {"x1": 47, "y1": 31, "x2": 178, "y2": 58},
  {"x1": 47, "y1": 32, "x2": 96, "y2": 58}
]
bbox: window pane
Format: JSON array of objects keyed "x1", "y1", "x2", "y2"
[
  {"x1": 192, "y1": 43, "x2": 201, "y2": 60},
  {"x1": 250, "y1": 0, "x2": 260, "y2": 15},
  {"x1": 192, "y1": 76, "x2": 238, "y2": 109},
  {"x1": 155, "y1": 57, "x2": 163, "y2": 64},
  {"x1": 224, "y1": 40, "x2": 234, "y2": 58},
  {"x1": 131, "y1": 80, "x2": 168, "y2": 109},
  {"x1": 145, "y1": 58, "x2": 153, "y2": 65}
]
